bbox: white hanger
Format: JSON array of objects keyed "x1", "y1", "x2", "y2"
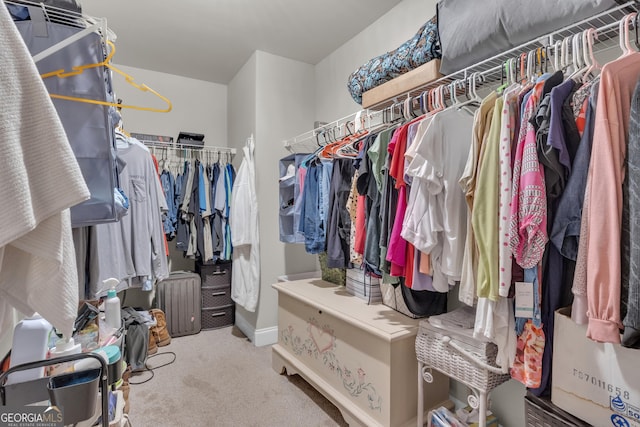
[
  {"x1": 561, "y1": 36, "x2": 571, "y2": 71},
  {"x1": 403, "y1": 94, "x2": 412, "y2": 120},
  {"x1": 449, "y1": 80, "x2": 459, "y2": 107},
  {"x1": 552, "y1": 41, "x2": 562, "y2": 72},
  {"x1": 568, "y1": 33, "x2": 587, "y2": 80}
]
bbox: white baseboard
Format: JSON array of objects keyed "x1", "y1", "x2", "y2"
[
  {"x1": 234, "y1": 311, "x2": 278, "y2": 347},
  {"x1": 254, "y1": 326, "x2": 278, "y2": 347},
  {"x1": 234, "y1": 310, "x2": 255, "y2": 342}
]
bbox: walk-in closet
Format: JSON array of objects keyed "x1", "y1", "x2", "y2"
[{"x1": 1, "y1": 1, "x2": 639, "y2": 426}]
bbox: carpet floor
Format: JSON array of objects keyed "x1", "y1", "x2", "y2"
[{"x1": 126, "y1": 326, "x2": 348, "y2": 427}]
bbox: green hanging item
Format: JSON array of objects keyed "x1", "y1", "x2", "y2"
[{"x1": 319, "y1": 252, "x2": 346, "y2": 287}]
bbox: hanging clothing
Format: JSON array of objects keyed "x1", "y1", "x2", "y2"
[
  {"x1": 90, "y1": 140, "x2": 169, "y2": 297},
  {"x1": 472, "y1": 97, "x2": 504, "y2": 300},
  {"x1": 584, "y1": 53, "x2": 640, "y2": 344},
  {"x1": 230, "y1": 137, "x2": 260, "y2": 312},
  {"x1": 299, "y1": 160, "x2": 324, "y2": 254},
  {"x1": 458, "y1": 93, "x2": 497, "y2": 305},
  {"x1": 622, "y1": 77, "x2": 640, "y2": 348},
  {"x1": 0, "y1": 1, "x2": 90, "y2": 340},
  {"x1": 509, "y1": 73, "x2": 561, "y2": 270},
  {"x1": 161, "y1": 170, "x2": 177, "y2": 239},
  {"x1": 404, "y1": 108, "x2": 474, "y2": 291},
  {"x1": 497, "y1": 86, "x2": 520, "y2": 298},
  {"x1": 326, "y1": 159, "x2": 355, "y2": 268},
  {"x1": 550, "y1": 81, "x2": 598, "y2": 325}
]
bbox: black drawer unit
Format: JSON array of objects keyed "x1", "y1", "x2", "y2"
[
  {"x1": 196, "y1": 262, "x2": 232, "y2": 288},
  {"x1": 201, "y1": 285, "x2": 233, "y2": 308},
  {"x1": 201, "y1": 305, "x2": 235, "y2": 330},
  {"x1": 196, "y1": 261, "x2": 234, "y2": 330}
]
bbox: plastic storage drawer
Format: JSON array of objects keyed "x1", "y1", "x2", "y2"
[
  {"x1": 201, "y1": 305, "x2": 234, "y2": 330},
  {"x1": 201, "y1": 285, "x2": 233, "y2": 308}
]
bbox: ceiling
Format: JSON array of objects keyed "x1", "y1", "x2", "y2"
[{"x1": 81, "y1": 0, "x2": 403, "y2": 84}]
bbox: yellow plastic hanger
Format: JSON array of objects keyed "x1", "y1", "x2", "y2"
[{"x1": 40, "y1": 40, "x2": 172, "y2": 113}]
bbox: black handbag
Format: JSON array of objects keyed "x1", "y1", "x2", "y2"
[{"x1": 399, "y1": 278, "x2": 448, "y2": 317}]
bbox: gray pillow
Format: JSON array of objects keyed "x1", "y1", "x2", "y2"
[{"x1": 437, "y1": 0, "x2": 618, "y2": 75}]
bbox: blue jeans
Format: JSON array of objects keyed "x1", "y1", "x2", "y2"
[
  {"x1": 301, "y1": 163, "x2": 325, "y2": 253},
  {"x1": 161, "y1": 170, "x2": 176, "y2": 238}
]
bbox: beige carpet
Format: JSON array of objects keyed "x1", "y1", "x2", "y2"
[{"x1": 126, "y1": 326, "x2": 348, "y2": 427}]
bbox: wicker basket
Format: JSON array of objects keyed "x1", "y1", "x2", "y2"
[
  {"x1": 415, "y1": 320, "x2": 511, "y2": 393},
  {"x1": 524, "y1": 393, "x2": 590, "y2": 427}
]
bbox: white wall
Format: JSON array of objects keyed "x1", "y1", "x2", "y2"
[
  {"x1": 114, "y1": 64, "x2": 227, "y2": 147},
  {"x1": 228, "y1": 54, "x2": 257, "y2": 158},
  {"x1": 227, "y1": 50, "x2": 317, "y2": 345},
  {"x1": 252, "y1": 51, "x2": 317, "y2": 342},
  {"x1": 227, "y1": 53, "x2": 259, "y2": 340},
  {"x1": 314, "y1": 0, "x2": 438, "y2": 122}
]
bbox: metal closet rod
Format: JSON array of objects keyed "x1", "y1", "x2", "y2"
[
  {"x1": 142, "y1": 140, "x2": 237, "y2": 155},
  {"x1": 283, "y1": 0, "x2": 637, "y2": 151},
  {"x1": 283, "y1": 108, "x2": 389, "y2": 152}
]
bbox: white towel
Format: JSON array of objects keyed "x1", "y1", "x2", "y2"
[{"x1": 0, "y1": 3, "x2": 90, "y2": 340}]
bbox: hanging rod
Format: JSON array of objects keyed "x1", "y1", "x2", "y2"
[
  {"x1": 282, "y1": 108, "x2": 392, "y2": 153},
  {"x1": 141, "y1": 140, "x2": 236, "y2": 155}
]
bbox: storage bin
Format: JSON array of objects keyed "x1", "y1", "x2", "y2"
[
  {"x1": 201, "y1": 285, "x2": 233, "y2": 308},
  {"x1": 524, "y1": 392, "x2": 590, "y2": 427},
  {"x1": 201, "y1": 305, "x2": 234, "y2": 330},
  {"x1": 48, "y1": 368, "x2": 101, "y2": 425},
  {"x1": 345, "y1": 268, "x2": 382, "y2": 304},
  {"x1": 415, "y1": 320, "x2": 510, "y2": 393},
  {"x1": 196, "y1": 262, "x2": 231, "y2": 287}
]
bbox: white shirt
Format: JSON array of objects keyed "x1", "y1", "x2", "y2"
[{"x1": 403, "y1": 108, "x2": 474, "y2": 289}]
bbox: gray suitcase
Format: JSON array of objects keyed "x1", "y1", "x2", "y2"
[{"x1": 156, "y1": 271, "x2": 202, "y2": 337}]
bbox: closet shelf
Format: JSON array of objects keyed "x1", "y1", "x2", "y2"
[
  {"x1": 4, "y1": 0, "x2": 117, "y2": 42},
  {"x1": 282, "y1": 0, "x2": 636, "y2": 153},
  {"x1": 366, "y1": 0, "x2": 636, "y2": 111}
]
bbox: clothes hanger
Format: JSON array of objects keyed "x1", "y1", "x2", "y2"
[
  {"x1": 618, "y1": 13, "x2": 637, "y2": 57},
  {"x1": 636, "y1": 13, "x2": 640, "y2": 50},
  {"x1": 526, "y1": 49, "x2": 537, "y2": 82},
  {"x1": 567, "y1": 33, "x2": 587, "y2": 80},
  {"x1": 448, "y1": 81, "x2": 458, "y2": 107},
  {"x1": 470, "y1": 73, "x2": 483, "y2": 104},
  {"x1": 439, "y1": 84, "x2": 448, "y2": 110},
  {"x1": 561, "y1": 36, "x2": 572, "y2": 72},
  {"x1": 403, "y1": 94, "x2": 412, "y2": 120},
  {"x1": 497, "y1": 61, "x2": 507, "y2": 94},
  {"x1": 552, "y1": 41, "x2": 562, "y2": 72},
  {"x1": 40, "y1": 40, "x2": 173, "y2": 113},
  {"x1": 581, "y1": 28, "x2": 601, "y2": 83}
]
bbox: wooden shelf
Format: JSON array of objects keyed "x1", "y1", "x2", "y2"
[{"x1": 362, "y1": 59, "x2": 442, "y2": 110}]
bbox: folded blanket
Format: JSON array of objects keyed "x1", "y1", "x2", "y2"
[{"x1": 347, "y1": 15, "x2": 441, "y2": 105}]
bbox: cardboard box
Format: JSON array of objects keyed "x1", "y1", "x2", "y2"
[{"x1": 552, "y1": 307, "x2": 640, "y2": 427}]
